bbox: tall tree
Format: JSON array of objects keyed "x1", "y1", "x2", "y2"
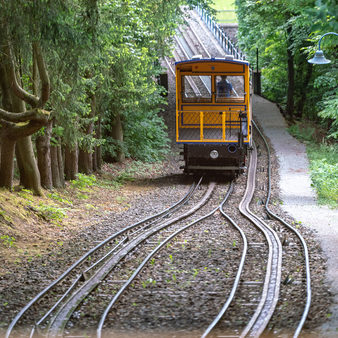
[
  {"x1": 0, "y1": 0, "x2": 215, "y2": 195},
  {"x1": 0, "y1": 38, "x2": 50, "y2": 194},
  {"x1": 235, "y1": 0, "x2": 337, "y2": 136}
]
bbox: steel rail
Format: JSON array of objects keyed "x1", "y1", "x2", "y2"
[
  {"x1": 6, "y1": 180, "x2": 199, "y2": 338},
  {"x1": 29, "y1": 238, "x2": 129, "y2": 337},
  {"x1": 172, "y1": 48, "x2": 202, "y2": 97},
  {"x1": 252, "y1": 120, "x2": 311, "y2": 337},
  {"x1": 239, "y1": 143, "x2": 282, "y2": 338},
  {"x1": 178, "y1": 26, "x2": 201, "y2": 58},
  {"x1": 188, "y1": 9, "x2": 229, "y2": 58},
  {"x1": 194, "y1": 6, "x2": 244, "y2": 60},
  {"x1": 174, "y1": 34, "x2": 191, "y2": 59},
  {"x1": 174, "y1": 34, "x2": 211, "y2": 94},
  {"x1": 172, "y1": 49, "x2": 181, "y2": 62},
  {"x1": 97, "y1": 181, "x2": 218, "y2": 338},
  {"x1": 29, "y1": 274, "x2": 83, "y2": 338},
  {"x1": 183, "y1": 20, "x2": 211, "y2": 58},
  {"x1": 46, "y1": 181, "x2": 213, "y2": 337},
  {"x1": 201, "y1": 181, "x2": 248, "y2": 338}
]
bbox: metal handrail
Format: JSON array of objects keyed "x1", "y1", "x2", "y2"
[
  {"x1": 177, "y1": 110, "x2": 249, "y2": 143},
  {"x1": 195, "y1": 5, "x2": 245, "y2": 60}
]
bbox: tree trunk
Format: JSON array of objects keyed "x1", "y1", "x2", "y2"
[
  {"x1": 286, "y1": 49, "x2": 295, "y2": 120},
  {"x1": 112, "y1": 113, "x2": 125, "y2": 162},
  {"x1": 32, "y1": 45, "x2": 39, "y2": 96},
  {"x1": 64, "y1": 144, "x2": 78, "y2": 180},
  {"x1": 96, "y1": 117, "x2": 102, "y2": 170},
  {"x1": 92, "y1": 148, "x2": 97, "y2": 172},
  {"x1": 51, "y1": 145, "x2": 62, "y2": 188},
  {"x1": 36, "y1": 120, "x2": 53, "y2": 189},
  {"x1": 15, "y1": 145, "x2": 26, "y2": 187},
  {"x1": 0, "y1": 65, "x2": 13, "y2": 111},
  {"x1": 57, "y1": 143, "x2": 65, "y2": 187},
  {"x1": 78, "y1": 150, "x2": 92, "y2": 174},
  {"x1": 0, "y1": 64, "x2": 15, "y2": 190},
  {"x1": 0, "y1": 137, "x2": 16, "y2": 190},
  {"x1": 296, "y1": 62, "x2": 313, "y2": 119},
  {"x1": 79, "y1": 93, "x2": 96, "y2": 174},
  {"x1": 16, "y1": 137, "x2": 42, "y2": 195},
  {"x1": 0, "y1": 36, "x2": 50, "y2": 194},
  {"x1": 11, "y1": 91, "x2": 42, "y2": 195}
]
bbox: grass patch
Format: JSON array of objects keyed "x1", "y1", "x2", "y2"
[
  {"x1": 288, "y1": 122, "x2": 338, "y2": 207},
  {"x1": 1, "y1": 235, "x2": 16, "y2": 248},
  {"x1": 307, "y1": 144, "x2": 338, "y2": 207},
  {"x1": 34, "y1": 203, "x2": 68, "y2": 226},
  {"x1": 211, "y1": 0, "x2": 237, "y2": 23},
  {"x1": 212, "y1": 0, "x2": 235, "y2": 10}
]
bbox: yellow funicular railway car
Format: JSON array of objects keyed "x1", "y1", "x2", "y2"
[{"x1": 176, "y1": 56, "x2": 252, "y2": 174}]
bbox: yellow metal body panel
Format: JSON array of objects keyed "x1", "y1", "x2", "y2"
[
  {"x1": 178, "y1": 62, "x2": 245, "y2": 73},
  {"x1": 176, "y1": 59, "x2": 251, "y2": 144}
]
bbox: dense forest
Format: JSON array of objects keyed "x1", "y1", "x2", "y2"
[
  {"x1": 0, "y1": 0, "x2": 336, "y2": 199},
  {"x1": 236, "y1": 0, "x2": 337, "y2": 137},
  {"x1": 0, "y1": 0, "x2": 213, "y2": 196},
  {"x1": 235, "y1": 0, "x2": 337, "y2": 205}
]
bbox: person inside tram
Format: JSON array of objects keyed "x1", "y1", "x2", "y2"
[{"x1": 216, "y1": 75, "x2": 234, "y2": 97}]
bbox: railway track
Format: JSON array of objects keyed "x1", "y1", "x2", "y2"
[
  {"x1": 7, "y1": 179, "x2": 243, "y2": 337},
  {"x1": 239, "y1": 142, "x2": 282, "y2": 338},
  {"x1": 5, "y1": 7, "x2": 312, "y2": 338},
  {"x1": 200, "y1": 142, "x2": 282, "y2": 338},
  {"x1": 169, "y1": 12, "x2": 311, "y2": 337},
  {"x1": 6, "y1": 179, "x2": 205, "y2": 337},
  {"x1": 252, "y1": 121, "x2": 311, "y2": 337},
  {"x1": 46, "y1": 181, "x2": 215, "y2": 338},
  {"x1": 201, "y1": 123, "x2": 311, "y2": 338},
  {"x1": 178, "y1": 23, "x2": 211, "y2": 58}
]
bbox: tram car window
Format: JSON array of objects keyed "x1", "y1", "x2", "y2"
[
  {"x1": 175, "y1": 57, "x2": 252, "y2": 175},
  {"x1": 182, "y1": 75, "x2": 212, "y2": 103},
  {"x1": 215, "y1": 75, "x2": 245, "y2": 102}
]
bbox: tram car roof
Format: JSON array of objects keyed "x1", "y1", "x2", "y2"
[{"x1": 175, "y1": 57, "x2": 249, "y2": 67}]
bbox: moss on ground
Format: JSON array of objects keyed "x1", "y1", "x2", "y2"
[{"x1": 0, "y1": 160, "x2": 164, "y2": 276}]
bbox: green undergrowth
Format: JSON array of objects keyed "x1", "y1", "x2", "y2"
[
  {"x1": 99, "y1": 160, "x2": 163, "y2": 189},
  {"x1": 288, "y1": 122, "x2": 338, "y2": 208},
  {"x1": 0, "y1": 160, "x2": 163, "y2": 272}
]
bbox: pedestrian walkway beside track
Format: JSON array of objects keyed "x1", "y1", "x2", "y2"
[{"x1": 253, "y1": 94, "x2": 338, "y2": 336}]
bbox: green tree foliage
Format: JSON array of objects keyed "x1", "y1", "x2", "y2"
[
  {"x1": 235, "y1": 0, "x2": 337, "y2": 138},
  {"x1": 46, "y1": 0, "x2": 213, "y2": 163},
  {"x1": 97, "y1": 0, "x2": 213, "y2": 162},
  {"x1": 98, "y1": 0, "x2": 172, "y2": 162},
  {"x1": 0, "y1": 0, "x2": 214, "y2": 194},
  {"x1": 304, "y1": 0, "x2": 338, "y2": 139}
]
